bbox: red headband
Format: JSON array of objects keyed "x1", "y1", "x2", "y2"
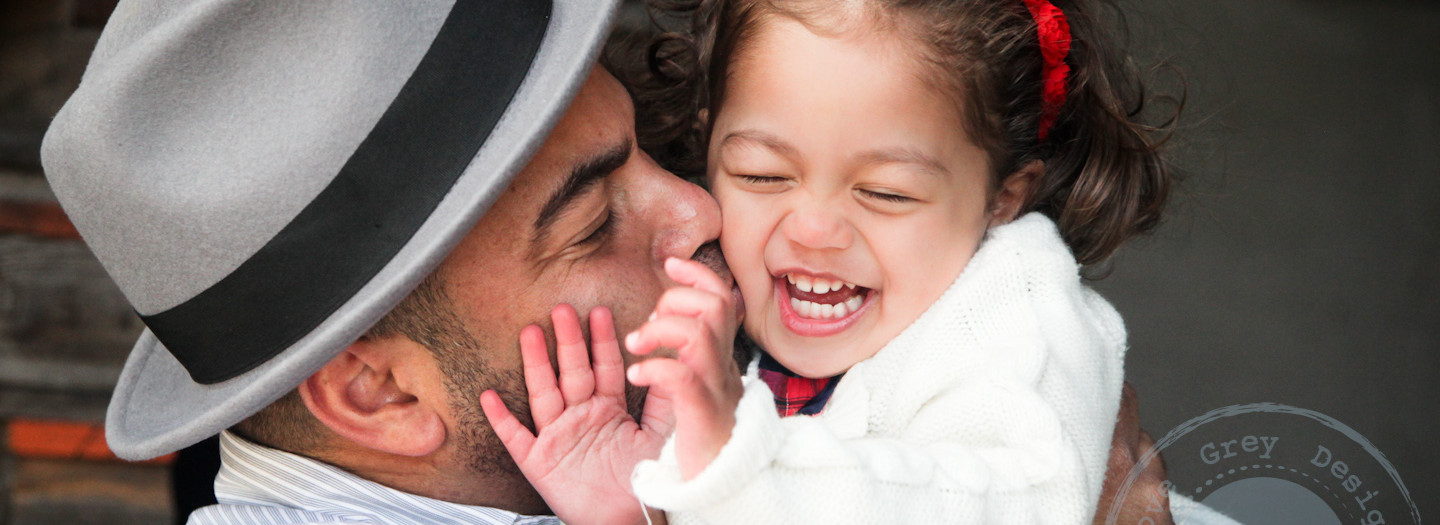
[{"x1": 1022, "y1": 0, "x2": 1072, "y2": 142}]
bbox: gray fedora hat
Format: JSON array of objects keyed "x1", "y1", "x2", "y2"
[{"x1": 41, "y1": 0, "x2": 620, "y2": 460}]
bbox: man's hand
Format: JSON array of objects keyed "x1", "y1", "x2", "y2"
[
  {"x1": 1093, "y1": 382, "x2": 1175, "y2": 525},
  {"x1": 625, "y1": 257, "x2": 744, "y2": 480},
  {"x1": 481, "y1": 304, "x2": 671, "y2": 525}
]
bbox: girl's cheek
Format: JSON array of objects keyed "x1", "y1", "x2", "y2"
[{"x1": 719, "y1": 191, "x2": 766, "y2": 251}]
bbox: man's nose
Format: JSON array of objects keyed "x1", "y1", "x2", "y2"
[
  {"x1": 644, "y1": 168, "x2": 721, "y2": 263},
  {"x1": 782, "y1": 200, "x2": 854, "y2": 252}
]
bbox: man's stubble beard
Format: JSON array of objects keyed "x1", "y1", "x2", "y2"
[
  {"x1": 429, "y1": 242, "x2": 731, "y2": 479},
  {"x1": 433, "y1": 311, "x2": 648, "y2": 479},
  {"x1": 434, "y1": 340, "x2": 528, "y2": 478}
]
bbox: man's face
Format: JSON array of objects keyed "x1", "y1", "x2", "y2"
[{"x1": 427, "y1": 66, "x2": 723, "y2": 480}]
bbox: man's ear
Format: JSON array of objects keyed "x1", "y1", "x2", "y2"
[
  {"x1": 298, "y1": 336, "x2": 446, "y2": 457},
  {"x1": 989, "y1": 160, "x2": 1044, "y2": 227}
]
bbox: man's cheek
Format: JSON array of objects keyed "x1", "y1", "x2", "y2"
[
  {"x1": 612, "y1": 301, "x2": 682, "y2": 363},
  {"x1": 552, "y1": 265, "x2": 664, "y2": 342},
  {"x1": 609, "y1": 277, "x2": 681, "y2": 363}
]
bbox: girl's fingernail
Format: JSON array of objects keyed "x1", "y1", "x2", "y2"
[
  {"x1": 627, "y1": 365, "x2": 641, "y2": 383},
  {"x1": 625, "y1": 332, "x2": 639, "y2": 349},
  {"x1": 649, "y1": 311, "x2": 658, "y2": 321}
]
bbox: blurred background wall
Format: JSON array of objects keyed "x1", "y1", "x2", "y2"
[
  {"x1": 0, "y1": 1, "x2": 167, "y2": 523},
  {"x1": 0, "y1": 0, "x2": 1434, "y2": 523},
  {"x1": 1097, "y1": 1, "x2": 1438, "y2": 520}
]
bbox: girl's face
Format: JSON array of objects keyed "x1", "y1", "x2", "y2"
[{"x1": 709, "y1": 18, "x2": 998, "y2": 378}]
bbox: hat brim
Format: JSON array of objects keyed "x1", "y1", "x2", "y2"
[{"x1": 106, "y1": 0, "x2": 621, "y2": 460}]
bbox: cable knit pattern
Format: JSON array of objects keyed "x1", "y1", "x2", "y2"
[{"x1": 631, "y1": 213, "x2": 1126, "y2": 524}]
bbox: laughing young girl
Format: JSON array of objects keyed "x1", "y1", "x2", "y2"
[{"x1": 485, "y1": 0, "x2": 1179, "y2": 523}]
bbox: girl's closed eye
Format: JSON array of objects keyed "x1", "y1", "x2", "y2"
[
  {"x1": 737, "y1": 174, "x2": 788, "y2": 184},
  {"x1": 856, "y1": 187, "x2": 916, "y2": 204},
  {"x1": 731, "y1": 173, "x2": 794, "y2": 194}
]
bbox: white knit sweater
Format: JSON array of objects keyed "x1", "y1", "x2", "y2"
[{"x1": 631, "y1": 213, "x2": 1127, "y2": 524}]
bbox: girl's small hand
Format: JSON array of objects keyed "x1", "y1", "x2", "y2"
[
  {"x1": 625, "y1": 257, "x2": 744, "y2": 480},
  {"x1": 481, "y1": 304, "x2": 672, "y2": 525}
]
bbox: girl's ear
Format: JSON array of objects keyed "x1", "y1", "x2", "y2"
[
  {"x1": 990, "y1": 160, "x2": 1044, "y2": 227},
  {"x1": 298, "y1": 337, "x2": 447, "y2": 457}
]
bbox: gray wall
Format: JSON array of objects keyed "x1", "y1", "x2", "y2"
[{"x1": 1095, "y1": 0, "x2": 1438, "y2": 517}]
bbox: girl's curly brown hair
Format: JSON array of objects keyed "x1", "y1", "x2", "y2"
[{"x1": 608, "y1": 0, "x2": 1183, "y2": 266}]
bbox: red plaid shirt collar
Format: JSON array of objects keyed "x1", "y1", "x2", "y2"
[{"x1": 757, "y1": 352, "x2": 844, "y2": 417}]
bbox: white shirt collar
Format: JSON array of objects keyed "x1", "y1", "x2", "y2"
[{"x1": 187, "y1": 431, "x2": 561, "y2": 525}]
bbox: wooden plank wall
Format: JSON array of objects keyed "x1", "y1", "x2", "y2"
[{"x1": 1, "y1": 1, "x2": 172, "y2": 523}]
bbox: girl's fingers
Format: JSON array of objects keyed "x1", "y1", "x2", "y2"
[
  {"x1": 638, "y1": 379, "x2": 676, "y2": 438},
  {"x1": 665, "y1": 257, "x2": 730, "y2": 299},
  {"x1": 627, "y1": 359, "x2": 728, "y2": 447},
  {"x1": 652, "y1": 286, "x2": 730, "y2": 329},
  {"x1": 624, "y1": 315, "x2": 708, "y2": 363},
  {"x1": 626, "y1": 316, "x2": 732, "y2": 392},
  {"x1": 519, "y1": 324, "x2": 563, "y2": 430},
  {"x1": 480, "y1": 389, "x2": 535, "y2": 463},
  {"x1": 551, "y1": 304, "x2": 595, "y2": 407},
  {"x1": 628, "y1": 358, "x2": 737, "y2": 480},
  {"x1": 588, "y1": 306, "x2": 625, "y2": 398},
  {"x1": 626, "y1": 358, "x2": 706, "y2": 410}
]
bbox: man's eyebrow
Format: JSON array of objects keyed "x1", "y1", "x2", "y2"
[{"x1": 531, "y1": 139, "x2": 632, "y2": 245}]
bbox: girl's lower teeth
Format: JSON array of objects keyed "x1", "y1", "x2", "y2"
[{"x1": 790, "y1": 295, "x2": 864, "y2": 320}]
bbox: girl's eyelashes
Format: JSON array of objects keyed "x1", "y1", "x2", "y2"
[
  {"x1": 727, "y1": 169, "x2": 920, "y2": 204},
  {"x1": 731, "y1": 173, "x2": 793, "y2": 195},
  {"x1": 857, "y1": 188, "x2": 915, "y2": 204},
  {"x1": 736, "y1": 174, "x2": 788, "y2": 184}
]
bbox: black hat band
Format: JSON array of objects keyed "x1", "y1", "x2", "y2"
[{"x1": 141, "y1": 0, "x2": 553, "y2": 384}]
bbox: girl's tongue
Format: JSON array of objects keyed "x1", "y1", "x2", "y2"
[{"x1": 784, "y1": 274, "x2": 868, "y2": 320}]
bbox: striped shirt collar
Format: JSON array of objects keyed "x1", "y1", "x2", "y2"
[{"x1": 188, "y1": 431, "x2": 561, "y2": 525}]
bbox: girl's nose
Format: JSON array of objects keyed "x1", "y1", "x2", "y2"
[{"x1": 782, "y1": 203, "x2": 853, "y2": 252}]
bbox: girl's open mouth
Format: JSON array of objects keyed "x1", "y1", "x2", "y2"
[{"x1": 774, "y1": 272, "x2": 873, "y2": 337}]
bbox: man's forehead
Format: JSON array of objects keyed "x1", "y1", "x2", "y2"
[
  {"x1": 507, "y1": 69, "x2": 631, "y2": 196},
  {"x1": 479, "y1": 67, "x2": 632, "y2": 226},
  {"x1": 539, "y1": 69, "x2": 632, "y2": 167}
]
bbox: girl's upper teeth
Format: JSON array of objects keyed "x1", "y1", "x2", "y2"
[{"x1": 785, "y1": 273, "x2": 855, "y2": 294}]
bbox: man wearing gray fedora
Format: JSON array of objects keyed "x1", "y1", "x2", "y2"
[{"x1": 42, "y1": 1, "x2": 1173, "y2": 524}]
